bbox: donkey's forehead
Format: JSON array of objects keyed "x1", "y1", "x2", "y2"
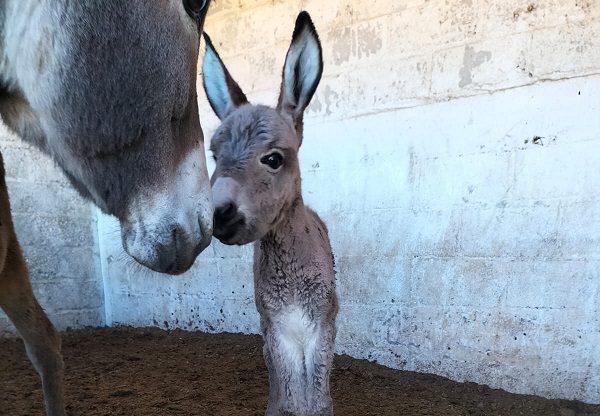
[{"x1": 211, "y1": 105, "x2": 297, "y2": 155}]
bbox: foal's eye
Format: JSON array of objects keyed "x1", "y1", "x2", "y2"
[{"x1": 260, "y1": 152, "x2": 284, "y2": 170}]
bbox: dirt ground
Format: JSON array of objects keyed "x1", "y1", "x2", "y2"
[{"x1": 0, "y1": 328, "x2": 598, "y2": 416}]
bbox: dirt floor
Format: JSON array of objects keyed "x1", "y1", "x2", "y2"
[{"x1": 0, "y1": 328, "x2": 598, "y2": 416}]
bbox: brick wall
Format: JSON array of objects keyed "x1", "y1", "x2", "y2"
[{"x1": 0, "y1": 123, "x2": 104, "y2": 335}]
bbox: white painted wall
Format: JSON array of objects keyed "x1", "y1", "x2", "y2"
[
  {"x1": 0, "y1": 124, "x2": 104, "y2": 335},
  {"x1": 3, "y1": 0, "x2": 599, "y2": 405},
  {"x1": 99, "y1": 0, "x2": 600, "y2": 403},
  {"x1": 100, "y1": 75, "x2": 600, "y2": 403}
]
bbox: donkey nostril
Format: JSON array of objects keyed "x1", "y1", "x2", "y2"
[
  {"x1": 223, "y1": 203, "x2": 234, "y2": 217},
  {"x1": 215, "y1": 202, "x2": 237, "y2": 224},
  {"x1": 170, "y1": 224, "x2": 185, "y2": 243}
]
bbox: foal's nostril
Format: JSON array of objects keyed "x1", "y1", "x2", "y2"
[{"x1": 215, "y1": 202, "x2": 237, "y2": 224}]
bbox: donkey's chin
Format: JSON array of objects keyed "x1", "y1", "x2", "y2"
[
  {"x1": 125, "y1": 241, "x2": 208, "y2": 275},
  {"x1": 122, "y1": 226, "x2": 212, "y2": 275}
]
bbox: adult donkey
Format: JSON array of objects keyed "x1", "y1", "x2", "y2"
[{"x1": 0, "y1": 1, "x2": 214, "y2": 414}]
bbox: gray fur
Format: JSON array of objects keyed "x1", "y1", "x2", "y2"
[
  {"x1": 0, "y1": 2, "x2": 212, "y2": 415},
  {"x1": 204, "y1": 12, "x2": 337, "y2": 416},
  {"x1": 0, "y1": 0, "x2": 214, "y2": 274}
]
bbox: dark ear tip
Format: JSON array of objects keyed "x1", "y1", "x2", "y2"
[
  {"x1": 296, "y1": 11, "x2": 312, "y2": 24},
  {"x1": 293, "y1": 11, "x2": 318, "y2": 41},
  {"x1": 203, "y1": 32, "x2": 214, "y2": 48}
]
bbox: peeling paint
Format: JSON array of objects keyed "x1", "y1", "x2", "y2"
[
  {"x1": 459, "y1": 46, "x2": 492, "y2": 87},
  {"x1": 330, "y1": 24, "x2": 382, "y2": 65},
  {"x1": 322, "y1": 85, "x2": 339, "y2": 116},
  {"x1": 331, "y1": 27, "x2": 352, "y2": 65},
  {"x1": 356, "y1": 25, "x2": 383, "y2": 59}
]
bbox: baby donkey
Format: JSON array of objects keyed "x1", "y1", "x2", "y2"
[{"x1": 203, "y1": 12, "x2": 338, "y2": 416}]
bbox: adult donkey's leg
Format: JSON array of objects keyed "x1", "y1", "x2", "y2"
[
  {"x1": 1, "y1": 265, "x2": 66, "y2": 416},
  {"x1": 0, "y1": 156, "x2": 65, "y2": 416}
]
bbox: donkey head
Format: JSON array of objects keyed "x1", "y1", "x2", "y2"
[
  {"x1": 203, "y1": 12, "x2": 322, "y2": 245},
  {"x1": 1, "y1": 0, "x2": 214, "y2": 274}
]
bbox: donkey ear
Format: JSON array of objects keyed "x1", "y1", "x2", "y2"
[
  {"x1": 202, "y1": 33, "x2": 248, "y2": 120},
  {"x1": 277, "y1": 12, "x2": 323, "y2": 134}
]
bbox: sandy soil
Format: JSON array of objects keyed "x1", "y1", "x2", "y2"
[{"x1": 0, "y1": 327, "x2": 598, "y2": 416}]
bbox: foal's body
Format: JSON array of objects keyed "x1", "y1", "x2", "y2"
[
  {"x1": 204, "y1": 12, "x2": 338, "y2": 415},
  {"x1": 256, "y1": 205, "x2": 337, "y2": 415}
]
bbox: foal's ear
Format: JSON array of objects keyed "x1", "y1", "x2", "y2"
[
  {"x1": 277, "y1": 12, "x2": 323, "y2": 137},
  {"x1": 202, "y1": 33, "x2": 248, "y2": 120}
]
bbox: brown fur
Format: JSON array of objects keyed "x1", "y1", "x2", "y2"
[
  {"x1": 0, "y1": 153, "x2": 65, "y2": 415},
  {"x1": 0, "y1": 1, "x2": 212, "y2": 415}
]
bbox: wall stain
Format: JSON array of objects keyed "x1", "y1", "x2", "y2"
[
  {"x1": 513, "y1": 3, "x2": 538, "y2": 20},
  {"x1": 331, "y1": 27, "x2": 352, "y2": 64},
  {"x1": 308, "y1": 95, "x2": 323, "y2": 114},
  {"x1": 408, "y1": 146, "x2": 417, "y2": 185},
  {"x1": 322, "y1": 85, "x2": 339, "y2": 116},
  {"x1": 330, "y1": 25, "x2": 383, "y2": 65},
  {"x1": 357, "y1": 25, "x2": 383, "y2": 59},
  {"x1": 459, "y1": 46, "x2": 492, "y2": 88}
]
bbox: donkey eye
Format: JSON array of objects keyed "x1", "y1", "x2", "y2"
[
  {"x1": 261, "y1": 153, "x2": 284, "y2": 170},
  {"x1": 183, "y1": 0, "x2": 207, "y2": 20}
]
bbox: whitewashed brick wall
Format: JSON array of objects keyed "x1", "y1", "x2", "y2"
[{"x1": 0, "y1": 124, "x2": 104, "y2": 334}]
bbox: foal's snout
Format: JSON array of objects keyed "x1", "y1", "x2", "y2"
[
  {"x1": 211, "y1": 177, "x2": 247, "y2": 244},
  {"x1": 215, "y1": 202, "x2": 238, "y2": 224},
  {"x1": 213, "y1": 199, "x2": 246, "y2": 242}
]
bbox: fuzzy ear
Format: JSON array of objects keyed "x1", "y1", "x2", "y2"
[
  {"x1": 202, "y1": 33, "x2": 248, "y2": 120},
  {"x1": 277, "y1": 12, "x2": 323, "y2": 139}
]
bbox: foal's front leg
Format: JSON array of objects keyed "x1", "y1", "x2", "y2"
[
  {"x1": 263, "y1": 326, "x2": 308, "y2": 416},
  {"x1": 304, "y1": 322, "x2": 335, "y2": 416},
  {"x1": 263, "y1": 343, "x2": 280, "y2": 416}
]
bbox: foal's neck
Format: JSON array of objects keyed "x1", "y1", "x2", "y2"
[
  {"x1": 267, "y1": 196, "x2": 307, "y2": 238},
  {"x1": 259, "y1": 196, "x2": 314, "y2": 255}
]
